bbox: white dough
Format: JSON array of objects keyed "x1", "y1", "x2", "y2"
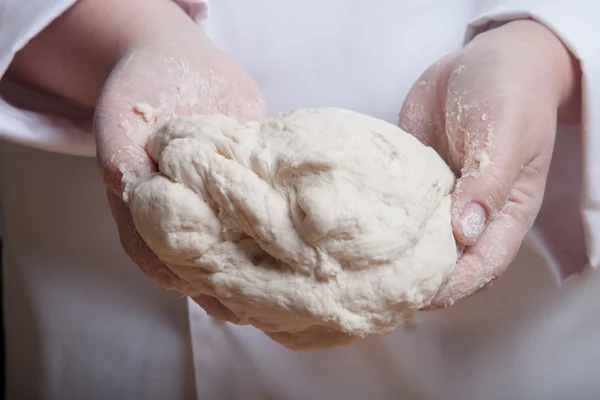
[{"x1": 129, "y1": 108, "x2": 458, "y2": 350}]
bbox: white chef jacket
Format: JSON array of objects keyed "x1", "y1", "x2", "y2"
[{"x1": 0, "y1": 0, "x2": 599, "y2": 399}]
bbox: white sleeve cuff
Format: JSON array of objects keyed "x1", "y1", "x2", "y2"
[
  {"x1": 464, "y1": 0, "x2": 600, "y2": 281},
  {"x1": 172, "y1": 0, "x2": 210, "y2": 25}
]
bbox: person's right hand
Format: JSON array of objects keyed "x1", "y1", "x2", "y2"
[
  {"x1": 94, "y1": 0, "x2": 265, "y2": 321},
  {"x1": 8, "y1": 0, "x2": 257, "y2": 320}
]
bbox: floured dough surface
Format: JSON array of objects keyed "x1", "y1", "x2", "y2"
[{"x1": 129, "y1": 108, "x2": 457, "y2": 350}]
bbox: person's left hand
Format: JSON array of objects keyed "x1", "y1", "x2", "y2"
[{"x1": 398, "y1": 20, "x2": 581, "y2": 308}]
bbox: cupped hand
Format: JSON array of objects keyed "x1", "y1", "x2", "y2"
[
  {"x1": 399, "y1": 20, "x2": 581, "y2": 308},
  {"x1": 94, "y1": 5, "x2": 265, "y2": 320}
]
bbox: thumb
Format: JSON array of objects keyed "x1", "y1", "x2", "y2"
[
  {"x1": 426, "y1": 110, "x2": 552, "y2": 307},
  {"x1": 451, "y1": 150, "x2": 521, "y2": 246},
  {"x1": 443, "y1": 75, "x2": 532, "y2": 246}
]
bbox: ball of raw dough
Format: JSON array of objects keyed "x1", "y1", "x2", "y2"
[{"x1": 129, "y1": 108, "x2": 457, "y2": 350}]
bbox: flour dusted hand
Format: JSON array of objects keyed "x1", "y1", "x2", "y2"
[
  {"x1": 128, "y1": 108, "x2": 458, "y2": 350},
  {"x1": 94, "y1": 13, "x2": 265, "y2": 316},
  {"x1": 399, "y1": 20, "x2": 581, "y2": 308}
]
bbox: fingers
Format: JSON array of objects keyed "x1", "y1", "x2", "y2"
[
  {"x1": 193, "y1": 295, "x2": 241, "y2": 323},
  {"x1": 426, "y1": 209, "x2": 526, "y2": 309},
  {"x1": 444, "y1": 60, "x2": 556, "y2": 246},
  {"x1": 401, "y1": 28, "x2": 562, "y2": 309},
  {"x1": 438, "y1": 97, "x2": 554, "y2": 305},
  {"x1": 451, "y1": 160, "x2": 521, "y2": 246},
  {"x1": 425, "y1": 158, "x2": 548, "y2": 309},
  {"x1": 449, "y1": 119, "x2": 552, "y2": 246},
  {"x1": 108, "y1": 190, "x2": 239, "y2": 319},
  {"x1": 95, "y1": 47, "x2": 264, "y2": 324},
  {"x1": 106, "y1": 190, "x2": 190, "y2": 291}
]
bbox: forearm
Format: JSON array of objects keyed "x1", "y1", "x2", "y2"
[{"x1": 6, "y1": 0, "x2": 193, "y2": 107}]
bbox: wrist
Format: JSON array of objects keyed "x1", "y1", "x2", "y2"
[
  {"x1": 520, "y1": 20, "x2": 581, "y2": 123},
  {"x1": 478, "y1": 19, "x2": 581, "y2": 123},
  {"x1": 115, "y1": 0, "x2": 204, "y2": 52},
  {"x1": 8, "y1": 0, "x2": 198, "y2": 107}
]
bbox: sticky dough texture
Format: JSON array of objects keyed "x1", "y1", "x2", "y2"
[{"x1": 129, "y1": 108, "x2": 457, "y2": 350}]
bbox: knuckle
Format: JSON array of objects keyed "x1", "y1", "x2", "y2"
[
  {"x1": 521, "y1": 154, "x2": 549, "y2": 179},
  {"x1": 479, "y1": 169, "x2": 511, "y2": 216}
]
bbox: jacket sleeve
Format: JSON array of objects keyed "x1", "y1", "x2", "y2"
[
  {"x1": 465, "y1": 0, "x2": 600, "y2": 283},
  {"x1": 172, "y1": 0, "x2": 209, "y2": 24}
]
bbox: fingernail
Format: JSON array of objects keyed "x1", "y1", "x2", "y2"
[{"x1": 459, "y1": 202, "x2": 486, "y2": 240}]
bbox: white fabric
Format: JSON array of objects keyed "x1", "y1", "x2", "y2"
[
  {"x1": 1, "y1": 0, "x2": 600, "y2": 399},
  {"x1": 0, "y1": 142, "x2": 197, "y2": 399}
]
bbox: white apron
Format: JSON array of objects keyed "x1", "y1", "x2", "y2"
[{"x1": 2, "y1": 0, "x2": 600, "y2": 399}]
